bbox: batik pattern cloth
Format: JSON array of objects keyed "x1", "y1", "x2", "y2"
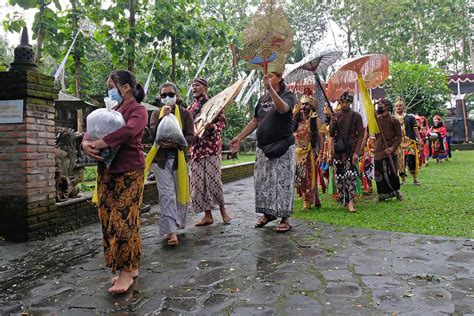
[
  {"x1": 97, "y1": 166, "x2": 144, "y2": 274},
  {"x1": 333, "y1": 158, "x2": 358, "y2": 205},
  {"x1": 190, "y1": 155, "x2": 225, "y2": 213},
  {"x1": 255, "y1": 145, "x2": 296, "y2": 219}
]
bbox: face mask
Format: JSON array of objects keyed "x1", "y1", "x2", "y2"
[
  {"x1": 161, "y1": 96, "x2": 176, "y2": 106},
  {"x1": 376, "y1": 105, "x2": 385, "y2": 114},
  {"x1": 108, "y1": 88, "x2": 123, "y2": 105}
]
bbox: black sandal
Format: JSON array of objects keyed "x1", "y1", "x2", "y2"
[{"x1": 255, "y1": 215, "x2": 274, "y2": 228}]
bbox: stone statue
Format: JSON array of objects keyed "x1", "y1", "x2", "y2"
[{"x1": 55, "y1": 128, "x2": 83, "y2": 201}]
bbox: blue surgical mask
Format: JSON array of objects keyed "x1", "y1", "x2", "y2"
[{"x1": 107, "y1": 88, "x2": 123, "y2": 105}]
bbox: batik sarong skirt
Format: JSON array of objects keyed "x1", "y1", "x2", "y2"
[
  {"x1": 334, "y1": 158, "x2": 358, "y2": 205},
  {"x1": 97, "y1": 166, "x2": 144, "y2": 273},
  {"x1": 190, "y1": 155, "x2": 225, "y2": 213},
  {"x1": 255, "y1": 145, "x2": 296, "y2": 219}
]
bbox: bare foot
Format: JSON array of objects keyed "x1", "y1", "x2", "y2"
[
  {"x1": 195, "y1": 217, "x2": 214, "y2": 226},
  {"x1": 111, "y1": 270, "x2": 138, "y2": 284},
  {"x1": 195, "y1": 210, "x2": 214, "y2": 226},
  {"x1": 221, "y1": 211, "x2": 232, "y2": 225},
  {"x1": 167, "y1": 233, "x2": 179, "y2": 246},
  {"x1": 108, "y1": 272, "x2": 134, "y2": 293},
  {"x1": 348, "y1": 201, "x2": 356, "y2": 213}
]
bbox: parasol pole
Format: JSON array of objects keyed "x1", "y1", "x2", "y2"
[
  {"x1": 373, "y1": 113, "x2": 398, "y2": 175},
  {"x1": 314, "y1": 74, "x2": 333, "y2": 113}
]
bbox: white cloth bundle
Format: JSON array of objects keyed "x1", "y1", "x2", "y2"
[
  {"x1": 155, "y1": 114, "x2": 187, "y2": 148},
  {"x1": 86, "y1": 108, "x2": 125, "y2": 167}
]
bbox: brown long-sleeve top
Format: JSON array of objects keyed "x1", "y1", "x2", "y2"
[
  {"x1": 373, "y1": 114, "x2": 402, "y2": 160},
  {"x1": 99, "y1": 99, "x2": 148, "y2": 173},
  {"x1": 149, "y1": 105, "x2": 195, "y2": 169},
  {"x1": 329, "y1": 109, "x2": 365, "y2": 160}
]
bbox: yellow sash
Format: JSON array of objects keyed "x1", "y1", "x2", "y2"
[{"x1": 152, "y1": 106, "x2": 190, "y2": 205}]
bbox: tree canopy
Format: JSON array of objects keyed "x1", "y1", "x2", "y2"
[{"x1": 1, "y1": 0, "x2": 472, "y2": 135}]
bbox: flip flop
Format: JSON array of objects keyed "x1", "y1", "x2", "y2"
[
  {"x1": 223, "y1": 218, "x2": 232, "y2": 225},
  {"x1": 274, "y1": 222, "x2": 292, "y2": 233},
  {"x1": 255, "y1": 216, "x2": 274, "y2": 228}
]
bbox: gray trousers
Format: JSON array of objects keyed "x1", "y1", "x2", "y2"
[{"x1": 152, "y1": 160, "x2": 188, "y2": 236}]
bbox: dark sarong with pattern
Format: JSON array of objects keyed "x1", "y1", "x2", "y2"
[
  {"x1": 255, "y1": 145, "x2": 296, "y2": 219},
  {"x1": 374, "y1": 155, "x2": 401, "y2": 200},
  {"x1": 97, "y1": 165, "x2": 144, "y2": 273},
  {"x1": 190, "y1": 155, "x2": 225, "y2": 213},
  {"x1": 334, "y1": 158, "x2": 358, "y2": 206}
]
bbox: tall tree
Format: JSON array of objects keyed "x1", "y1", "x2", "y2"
[
  {"x1": 385, "y1": 62, "x2": 451, "y2": 117},
  {"x1": 128, "y1": 0, "x2": 136, "y2": 72}
]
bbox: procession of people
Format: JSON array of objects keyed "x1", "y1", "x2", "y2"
[{"x1": 81, "y1": 63, "x2": 454, "y2": 294}]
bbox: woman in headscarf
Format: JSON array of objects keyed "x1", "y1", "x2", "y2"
[{"x1": 188, "y1": 77, "x2": 232, "y2": 226}]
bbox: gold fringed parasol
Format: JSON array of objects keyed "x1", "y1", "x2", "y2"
[
  {"x1": 327, "y1": 54, "x2": 389, "y2": 101},
  {"x1": 194, "y1": 79, "x2": 245, "y2": 137},
  {"x1": 240, "y1": 0, "x2": 293, "y2": 74}
]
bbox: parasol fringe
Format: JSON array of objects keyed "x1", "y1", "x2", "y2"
[{"x1": 327, "y1": 54, "x2": 389, "y2": 100}]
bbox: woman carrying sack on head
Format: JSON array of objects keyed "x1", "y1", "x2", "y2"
[
  {"x1": 82, "y1": 70, "x2": 147, "y2": 294},
  {"x1": 149, "y1": 82, "x2": 194, "y2": 246},
  {"x1": 230, "y1": 65, "x2": 297, "y2": 233}
]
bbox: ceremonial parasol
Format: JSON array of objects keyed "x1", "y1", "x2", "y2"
[
  {"x1": 284, "y1": 49, "x2": 342, "y2": 118},
  {"x1": 283, "y1": 49, "x2": 342, "y2": 83},
  {"x1": 240, "y1": 0, "x2": 293, "y2": 74},
  {"x1": 194, "y1": 79, "x2": 245, "y2": 137},
  {"x1": 327, "y1": 54, "x2": 396, "y2": 173},
  {"x1": 327, "y1": 54, "x2": 389, "y2": 101}
]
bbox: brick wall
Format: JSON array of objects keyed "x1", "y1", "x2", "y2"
[
  {"x1": 221, "y1": 162, "x2": 255, "y2": 183},
  {"x1": 53, "y1": 163, "x2": 255, "y2": 234},
  {"x1": 0, "y1": 70, "x2": 58, "y2": 241}
]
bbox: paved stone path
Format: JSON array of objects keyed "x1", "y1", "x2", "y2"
[{"x1": 1, "y1": 177, "x2": 473, "y2": 315}]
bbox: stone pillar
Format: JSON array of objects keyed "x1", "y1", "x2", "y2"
[{"x1": 0, "y1": 28, "x2": 58, "y2": 241}]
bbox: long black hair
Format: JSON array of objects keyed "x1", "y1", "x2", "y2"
[{"x1": 109, "y1": 70, "x2": 145, "y2": 103}]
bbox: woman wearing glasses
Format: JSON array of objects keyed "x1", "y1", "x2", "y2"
[{"x1": 149, "y1": 82, "x2": 195, "y2": 246}]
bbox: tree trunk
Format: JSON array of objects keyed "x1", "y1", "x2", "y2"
[
  {"x1": 461, "y1": 35, "x2": 467, "y2": 73},
  {"x1": 469, "y1": 34, "x2": 474, "y2": 73},
  {"x1": 454, "y1": 40, "x2": 458, "y2": 73},
  {"x1": 464, "y1": 0, "x2": 474, "y2": 72},
  {"x1": 171, "y1": 36, "x2": 177, "y2": 82},
  {"x1": 71, "y1": 0, "x2": 83, "y2": 132},
  {"x1": 347, "y1": 29, "x2": 352, "y2": 58},
  {"x1": 128, "y1": 0, "x2": 136, "y2": 72},
  {"x1": 34, "y1": 0, "x2": 45, "y2": 64}
]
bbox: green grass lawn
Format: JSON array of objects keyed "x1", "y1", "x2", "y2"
[
  {"x1": 79, "y1": 153, "x2": 256, "y2": 190},
  {"x1": 221, "y1": 153, "x2": 256, "y2": 166},
  {"x1": 294, "y1": 150, "x2": 474, "y2": 238}
]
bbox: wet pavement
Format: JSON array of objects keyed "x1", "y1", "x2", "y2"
[{"x1": 1, "y1": 177, "x2": 473, "y2": 315}]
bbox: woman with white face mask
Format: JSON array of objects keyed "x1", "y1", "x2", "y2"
[{"x1": 149, "y1": 82, "x2": 195, "y2": 246}]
